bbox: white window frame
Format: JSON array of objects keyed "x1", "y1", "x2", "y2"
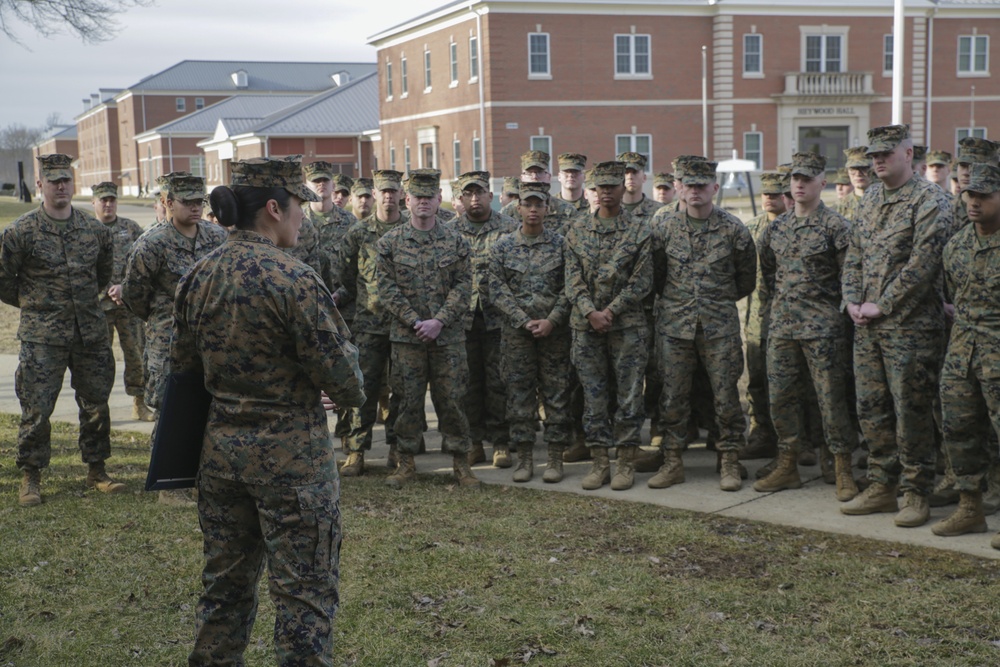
[
  {"x1": 400, "y1": 56, "x2": 408, "y2": 98},
  {"x1": 530, "y1": 135, "x2": 552, "y2": 157},
  {"x1": 800, "y1": 26, "x2": 849, "y2": 73},
  {"x1": 528, "y1": 32, "x2": 551, "y2": 79},
  {"x1": 449, "y1": 42, "x2": 459, "y2": 87},
  {"x1": 615, "y1": 134, "x2": 653, "y2": 171},
  {"x1": 882, "y1": 34, "x2": 893, "y2": 77},
  {"x1": 472, "y1": 137, "x2": 482, "y2": 171},
  {"x1": 385, "y1": 61, "x2": 394, "y2": 100},
  {"x1": 958, "y1": 35, "x2": 989, "y2": 76},
  {"x1": 389, "y1": 145, "x2": 396, "y2": 170},
  {"x1": 175, "y1": 97, "x2": 186, "y2": 112},
  {"x1": 453, "y1": 139, "x2": 462, "y2": 176},
  {"x1": 614, "y1": 33, "x2": 652, "y2": 79},
  {"x1": 469, "y1": 35, "x2": 479, "y2": 82},
  {"x1": 744, "y1": 132, "x2": 763, "y2": 170},
  {"x1": 423, "y1": 48, "x2": 432, "y2": 93},
  {"x1": 195, "y1": 97, "x2": 205, "y2": 110},
  {"x1": 189, "y1": 155, "x2": 205, "y2": 178},
  {"x1": 743, "y1": 33, "x2": 763, "y2": 78},
  {"x1": 404, "y1": 144, "x2": 412, "y2": 173}
]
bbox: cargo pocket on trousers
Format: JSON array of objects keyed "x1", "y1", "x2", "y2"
[{"x1": 294, "y1": 479, "x2": 342, "y2": 576}]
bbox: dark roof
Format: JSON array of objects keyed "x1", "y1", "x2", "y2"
[{"x1": 124, "y1": 60, "x2": 376, "y2": 93}]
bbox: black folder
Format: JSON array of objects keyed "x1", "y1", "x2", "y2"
[{"x1": 144, "y1": 371, "x2": 212, "y2": 491}]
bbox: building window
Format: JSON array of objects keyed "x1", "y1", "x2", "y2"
[
  {"x1": 958, "y1": 35, "x2": 989, "y2": 75},
  {"x1": 401, "y1": 56, "x2": 408, "y2": 96},
  {"x1": 190, "y1": 155, "x2": 205, "y2": 177},
  {"x1": 453, "y1": 140, "x2": 461, "y2": 176},
  {"x1": 424, "y1": 49, "x2": 432, "y2": 91},
  {"x1": 883, "y1": 34, "x2": 893, "y2": 75},
  {"x1": 386, "y1": 61, "x2": 393, "y2": 99},
  {"x1": 404, "y1": 144, "x2": 412, "y2": 173},
  {"x1": 469, "y1": 35, "x2": 479, "y2": 80},
  {"x1": 450, "y1": 42, "x2": 459, "y2": 86},
  {"x1": 528, "y1": 32, "x2": 550, "y2": 77},
  {"x1": 805, "y1": 34, "x2": 842, "y2": 73},
  {"x1": 530, "y1": 135, "x2": 552, "y2": 158},
  {"x1": 744, "y1": 132, "x2": 763, "y2": 170},
  {"x1": 744, "y1": 34, "x2": 762, "y2": 76},
  {"x1": 957, "y1": 127, "x2": 987, "y2": 154},
  {"x1": 615, "y1": 134, "x2": 652, "y2": 170},
  {"x1": 175, "y1": 97, "x2": 186, "y2": 112},
  {"x1": 615, "y1": 34, "x2": 651, "y2": 77},
  {"x1": 195, "y1": 97, "x2": 205, "y2": 110},
  {"x1": 389, "y1": 145, "x2": 396, "y2": 170},
  {"x1": 473, "y1": 137, "x2": 482, "y2": 171}
]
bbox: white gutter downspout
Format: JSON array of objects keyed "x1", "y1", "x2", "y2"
[
  {"x1": 474, "y1": 3, "x2": 486, "y2": 170},
  {"x1": 926, "y1": 5, "x2": 936, "y2": 147}
]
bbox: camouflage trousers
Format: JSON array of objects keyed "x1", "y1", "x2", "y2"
[
  {"x1": 658, "y1": 328, "x2": 746, "y2": 452},
  {"x1": 143, "y1": 329, "x2": 168, "y2": 411},
  {"x1": 745, "y1": 335, "x2": 774, "y2": 437},
  {"x1": 642, "y1": 309, "x2": 663, "y2": 430},
  {"x1": 501, "y1": 327, "x2": 573, "y2": 447},
  {"x1": 351, "y1": 332, "x2": 398, "y2": 451},
  {"x1": 333, "y1": 321, "x2": 359, "y2": 440},
  {"x1": 854, "y1": 327, "x2": 943, "y2": 494},
  {"x1": 465, "y1": 312, "x2": 509, "y2": 446},
  {"x1": 391, "y1": 341, "x2": 471, "y2": 455},
  {"x1": 768, "y1": 336, "x2": 858, "y2": 456},
  {"x1": 105, "y1": 307, "x2": 145, "y2": 397},
  {"x1": 940, "y1": 343, "x2": 1000, "y2": 492},
  {"x1": 571, "y1": 326, "x2": 648, "y2": 449},
  {"x1": 190, "y1": 473, "x2": 341, "y2": 667},
  {"x1": 15, "y1": 340, "x2": 114, "y2": 471}
]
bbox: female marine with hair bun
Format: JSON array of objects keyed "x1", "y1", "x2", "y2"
[{"x1": 170, "y1": 156, "x2": 365, "y2": 666}]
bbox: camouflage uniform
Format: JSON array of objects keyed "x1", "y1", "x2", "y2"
[
  {"x1": 836, "y1": 193, "x2": 864, "y2": 222},
  {"x1": 555, "y1": 192, "x2": 589, "y2": 213},
  {"x1": 0, "y1": 205, "x2": 115, "y2": 471},
  {"x1": 101, "y1": 213, "x2": 146, "y2": 397},
  {"x1": 172, "y1": 214, "x2": 363, "y2": 665},
  {"x1": 285, "y1": 211, "x2": 325, "y2": 274},
  {"x1": 501, "y1": 196, "x2": 581, "y2": 237},
  {"x1": 744, "y1": 211, "x2": 775, "y2": 443}
]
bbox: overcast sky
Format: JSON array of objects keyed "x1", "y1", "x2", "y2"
[{"x1": 0, "y1": 0, "x2": 444, "y2": 129}]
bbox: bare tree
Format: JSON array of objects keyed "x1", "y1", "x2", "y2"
[
  {"x1": 0, "y1": 0, "x2": 153, "y2": 45},
  {"x1": 0, "y1": 123, "x2": 43, "y2": 185}
]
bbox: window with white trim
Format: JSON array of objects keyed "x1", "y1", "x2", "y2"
[
  {"x1": 615, "y1": 34, "x2": 651, "y2": 77},
  {"x1": 615, "y1": 134, "x2": 652, "y2": 170},
  {"x1": 386, "y1": 61, "x2": 393, "y2": 99},
  {"x1": 424, "y1": 48, "x2": 432, "y2": 91},
  {"x1": 400, "y1": 56, "x2": 408, "y2": 96},
  {"x1": 805, "y1": 34, "x2": 842, "y2": 72},
  {"x1": 744, "y1": 132, "x2": 763, "y2": 170},
  {"x1": 450, "y1": 42, "x2": 459, "y2": 85},
  {"x1": 453, "y1": 140, "x2": 461, "y2": 176},
  {"x1": 744, "y1": 34, "x2": 762, "y2": 75},
  {"x1": 189, "y1": 155, "x2": 205, "y2": 177},
  {"x1": 472, "y1": 137, "x2": 482, "y2": 171},
  {"x1": 469, "y1": 35, "x2": 479, "y2": 80},
  {"x1": 530, "y1": 135, "x2": 552, "y2": 157},
  {"x1": 175, "y1": 97, "x2": 186, "y2": 112},
  {"x1": 389, "y1": 145, "x2": 396, "y2": 170},
  {"x1": 528, "y1": 33, "x2": 550, "y2": 77},
  {"x1": 195, "y1": 97, "x2": 205, "y2": 110},
  {"x1": 958, "y1": 35, "x2": 989, "y2": 75},
  {"x1": 404, "y1": 144, "x2": 412, "y2": 173},
  {"x1": 883, "y1": 34, "x2": 893, "y2": 75}
]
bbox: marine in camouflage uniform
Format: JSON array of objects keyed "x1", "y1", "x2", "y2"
[
  {"x1": 564, "y1": 161, "x2": 652, "y2": 491},
  {"x1": 375, "y1": 169, "x2": 481, "y2": 488},
  {"x1": 754, "y1": 153, "x2": 858, "y2": 499},
  {"x1": 926, "y1": 150, "x2": 955, "y2": 201},
  {"x1": 489, "y1": 182, "x2": 573, "y2": 483},
  {"x1": 500, "y1": 176, "x2": 520, "y2": 209},
  {"x1": 649, "y1": 158, "x2": 756, "y2": 492},
  {"x1": 122, "y1": 174, "x2": 228, "y2": 410},
  {"x1": 1, "y1": 154, "x2": 122, "y2": 506},
  {"x1": 953, "y1": 138, "x2": 1000, "y2": 233},
  {"x1": 835, "y1": 146, "x2": 871, "y2": 222},
  {"x1": 452, "y1": 171, "x2": 518, "y2": 467},
  {"x1": 91, "y1": 181, "x2": 150, "y2": 420},
  {"x1": 652, "y1": 172, "x2": 676, "y2": 206},
  {"x1": 554, "y1": 152, "x2": 589, "y2": 213},
  {"x1": 841, "y1": 125, "x2": 954, "y2": 527},
  {"x1": 500, "y1": 150, "x2": 582, "y2": 236},
  {"x1": 171, "y1": 157, "x2": 363, "y2": 667}
]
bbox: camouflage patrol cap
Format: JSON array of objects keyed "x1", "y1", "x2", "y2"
[
  {"x1": 832, "y1": 169, "x2": 852, "y2": 186},
  {"x1": 520, "y1": 150, "x2": 550, "y2": 172},
  {"x1": 167, "y1": 174, "x2": 206, "y2": 202},
  {"x1": 926, "y1": 150, "x2": 952, "y2": 167},
  {"x1": 303, "y1": 161, "x2": 334, "y2": 182},
  {"x1": 557, "y1": 153, "x2": 587, "y2": 172},
  {"x1": 653, "y1": 172, "x2": 675, "y2": 188},
  {"x1": 37, "y1": 154, "x2": 73, "y2": 181},
  {"x1": 158, "y1": 171, "x2": 192, "y2": 198},
  {"x1": 91, "y1": 181, "x2": 118, "y2": 199},
  {"x1": 681, "y1": 160, "x2": 719, "y2": 185},
  {"x1": 950, "y1": 172, "x2": 958, "y2": 182},
  {"x1": 351, "y1": 177, "x2": 374, "y2": 196},
  {"x1": 405, "y1": 168, "x2": 441, "y2": 197},
  {"x1": 591, "y1": 161, "x2": 627, "y2": 186},
  {"x1": 583, "y1": 169, "x2": 595, "y2": 190},
  {"x1": 616, "y1": 151, "x2": 648, "y2": 172},
  {"x1": 519, "y1": 181, "x2": 550, "y2": 201},
  {"x1": 451, "y1": 181, "x2": 463, "y2": 199},
  {"x1": 843, "y1": 146, "x2": 871, "y2": 169},
  {"x1": 865, "y1": 124, "x2": 910, "y2": 155},
  {"x1": 230, "y1": 156, "x2": 319, "y2": 203},
  {"x1": 671, "y1": 155, "x2": 707, "y2": 180},
  {"x1": 372, "y1": 169, "x2": 404, "y2": 191},
  {"x1": 775, "y1": 163, "x2": 792, "y2": 175},
  {"x1": 759, "y1": 171, "x2": 786, "y2": 195},
  {"x1": 963, "y1": 163, "x2": 1000, "y2": 195},
  {"x1": 957, "y1": 137, "x2": 1000, "y2": 167},
  {"x1": 331, "y1": 174, "x2": 354, "y2": 193},
  {"x1": 912, "y1": 145, "x2": 927, "y2": 163},
  {"x1": 502, "y1": 176, "x2": 521, "y2": 196},
  {"x1": 458, "y1": 170, "x2": 491, "y2": 192},
  {"x1": 791, "y1": 152, "x2": 827, "y2": 178}
]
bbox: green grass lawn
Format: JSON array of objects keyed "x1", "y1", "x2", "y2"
[{"x1": 1, "y1": 415, "x2": 999, "y2": 666}]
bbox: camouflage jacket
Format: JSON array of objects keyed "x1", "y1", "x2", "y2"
[
  {"x1": 488, "y1": 228, "x2": 571, "y2": 332},
  {"x1": 953, "y1": 196, "x2": 971, "y2": 234},
  {"x1": 335, "y1": 213, "x2": 405, "y2": 335},
  {"x1": 624, "y1": 195, "x2": 665, "y2": 226},
  {"x1": 758, "y1": 203, "x2": 849, "y2": 340},
  {"x1": 100, "y1": 216, "x2": 144, "y2": 312},
  {"x1": 452, "y1": 210, "x2": 519, "y2": 330},
  {"x1": 502, "y1": 195, "x2": 582, "y2": 237},
  {"x1": 0, "y1": 206, "x2": 113, "y2": 345},
  {"x1": 310, "y1": 204, "x2": 358, "y2": 320},
  {"x1": 554, "y1": 192, "x2": 589, "y2": 213},
  {"x1": 650, "y1": 206, "x2": 757, "y2": 341},
  {"x1": 285, "y1": 210, "x2": 324, "y2": 275},
  {"x1": 743, "y1": 213, "x2": 774, "y2": 342},
  {"x1": 842, "y1": 176, "x2": 953, "y2": 330},
  {"x1": 170, "y1": 229, "x2": 364, "y2": 486},
  {"x1": 835, "y1": 192, "x2": 864, "y2": 222},
  {"x1": 564, "y1": 210, "x2": 652, "y2": 332},
  {"x1": 375, "y1": 221, "x2": 472, "y2": 345},
  {"x1": 943, "y1": 224, "x2": 1000, "y2": 374}
]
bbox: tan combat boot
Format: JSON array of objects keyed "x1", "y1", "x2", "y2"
[
  {"x1": 340, "y1": 435, "x2": 356, "y2": 454},
  {"x1": 493, "y1": 444, "x2": 512, "y2": 469},
  {"x1": 834, "y1": 453, "x2": 859, "y2": 502},
  {"x1": 929, "y1": 469, "x2": 959, "y2": 507},
  {"x1": 648, "y1": 450, "x2": 684, "y2": 489},
  {"x1": 755, "y1": 456, "x2": 779, "y2": 480},
  {"x1": 132, "y1": 396, "x2": 154, "y2": 422},
  {"x1": 752, "y1": 449, "x2": 801, "y2": 493},
  {"x1": 634, "y1": 448, "x2": 664, "y2": 473},
  {"x1": 719, "y1": 451, "x2": 743, "y2": 492},
  {"x1": 581, "y1": 447, "x2": 610, "y2": 490},
  {"x1": 19, "y1": 467, "x2": 42, "y2": 507},
  {"x1": 610, "y1": 446, "x2": 637, "y2": 491},
  {"x1": 340, "y1": 451, "x2": 365, "y2": 477},
  {"x1": 386, "y1": 453, "x2": 416, "y2": 489},
  {"x1": 932, "y1": 491, "x2": 988, "y2": 536},
  {"x1": 840, "y1": 482, "x2": 899, "y2": 515},
  {"x1": 468, "y1": 441, "x2": 486, "y2": 465},
  {"x1": 895, "y1": 490, "x2": 931, "y2": 527},
  {"x1": 453, "y1": 455, "x2": 482, "y2": 488},
  {"x1": 386, "y1": 443, "x2": 398, "y2": 469},
  {"x1": 512, "y1": 446, "x2": 533, "y2": 483},
  {"x1": 981, "y1": 462, "x2": 1000, "y2": 515},
  {"x1": 543, "y1": 446, "x2": 564, "y2": 483},
  {"x1": 86, "y1": 462, "x2": 126, "y2": 494},
  {"x1": 563, "y1": 434, "x2": 592, "y2": 462}
]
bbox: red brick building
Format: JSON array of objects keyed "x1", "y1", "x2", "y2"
[
  {"x1": 368, "y1": 0, "x2": 1000, "y2": 192},
  {"x1": 73, "y1": 89, "x2": 122, "y2": 191}
]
